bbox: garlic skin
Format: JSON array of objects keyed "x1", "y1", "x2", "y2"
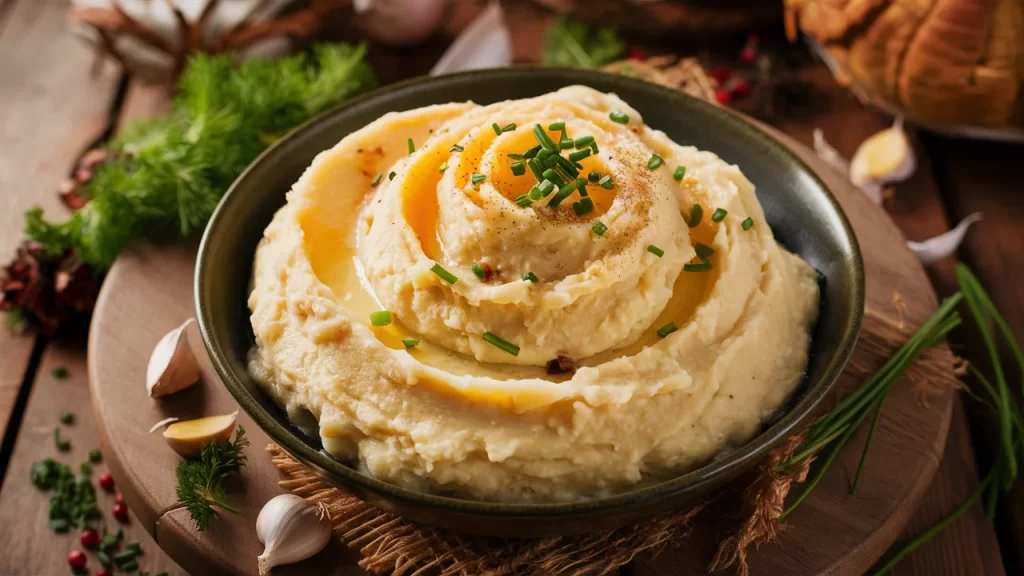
[
  {"x1": 353, "y1": 0, "x2": 447, "y2": 46},
  {"x1": 147, "y1": 318, "x2": 201, "y2": 398},
  {"x1": 257, "y1": 494, "x2": 332, "y2": 575},
  {"x1": 149, "y1": 417, "x2": 181, "y2": 434},
  {"x1": 430, "y1": 1, "x2": 512, "y2": 75}
]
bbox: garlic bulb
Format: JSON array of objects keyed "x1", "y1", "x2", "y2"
[
  {"x1": 256, "y1": 494, "x2": 332, "y2": 575},
  {"x1": 430, "y1": 1, "x2": 512, "y2": 75},
  {"x1": 147, "y1": 318, "x2": 200, "y2": 398},
  {"x1": 353, "y1": 0, "x2": 447, "y2": 46}
]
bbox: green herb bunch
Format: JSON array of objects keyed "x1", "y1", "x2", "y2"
[
  {"x1": 175, "y1": 426, "x2": 249, "y2": 531},
  {"x1": 26, "y1": 44, "x2": 376, "y2": 271},
  {"x1": 543, "y1": 17, "x2": 624, "y2": 69},
  {"x1": 30, "y1": 458, "x2": 100, "y2": 532}
]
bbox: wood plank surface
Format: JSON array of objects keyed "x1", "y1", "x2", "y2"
[
  {"x1": 0, "y1": 0, "x2": 121, "y2": 440},
  {"x1": 0, "y1": 342, "x2": 184, "y2": 575},
  {"x1": 923, "y1": 134, "x2": 1024, "y2": 574}
]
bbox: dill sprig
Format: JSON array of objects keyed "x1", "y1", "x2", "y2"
[
  {"x1": 542, "y1": 17, "x2": 624, "y2": 69},
  {"x1": 175, "y1": 427, "x2": 249, "y2": 531},
  {"x1": 24, "y1": 44, "x2": 375, "y2": 271}
]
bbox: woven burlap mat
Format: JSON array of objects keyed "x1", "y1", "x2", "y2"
[{"x1": 266, "y1": 300, "x2": 962, "y2": 576}]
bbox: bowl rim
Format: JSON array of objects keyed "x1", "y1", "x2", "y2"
[{"x1": 196, "y1": 66, "x2": 865, "y2": 516}]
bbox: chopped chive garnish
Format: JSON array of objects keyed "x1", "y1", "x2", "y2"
[
  {"x1": 515, "y1": 195, "x2": 534, "y2": 206},
  {"x1": 523, "y1": 271, "x2": 539, "y2": 283},
  {"x1": 370, "y1": 310, "x2": 392, "y2": 326},
  {"x1": 51, "y1": 367, "x2": 68, "y2": 379},
  {"x1": 673, "y1": 166, "x2": 686, "y2": 181},
  {"x1": 575, "y1": 178, "x2": 589, "y2": 197},
  {"x1": 450, "y1": 144, "x2": 464, "y2": 152},
  {"x1": 592, "y1": 221, "x2": 608, "y2": 236},
  {"x1": 684, "y1": 262, "x2": 712, "y2": 272},
  {"x1": 547, "y1": 180, "x2": 578, "y2": 208},
  {"x1": 588, "y1": 170, "x2": 601, "y2": 183},
  {"x1": 510, "y1": 161, "x2": 526, "y2": 176},
  {"x1": 472, "y1": 263, "x2": 486, "y2": 280},
  {"x1": 647, "y1": 245, "x2": 665, "y2": 257},
  {"x1": 430, "y1": 264, "x2": 458, "y2": 284},
  {"x1": 483, "y1": 332, "x2": 520, "y2": 356},
  {"x1": 54, "y1": 429, "x2": 70, "y2": 451},
  {"x1": 598, "y1": 174, "x2": 613, "y2": 189},
  {"x1": 711, "y1": 208, "x2": 728, "y2": 222},
  {"x1": 371, "y1": 173, "x2": 383, "y2": 186},
  {"x1": 687, "y1": 204, "x2": 703, "y2": 228},
  {"x1": 407, "y1": 138, "x2": 415, "y2": 154},
  {"x1": 502, "y1": 123, "x2": 517, "y2": 132},
  {"x1": 556, "y1": 155, "x2": 580, "y2": 178},
  {"x1": 402, "y1": 338, "x2": 420, "y2": 348},
  {"x1": 590, "y1": 141, "x2": 599, "y2": 154},
  {"x1": 742, "y1": 217, "x2": 755, "y2": 230},
  {"x1": 574, "y1": 136, "x2": 595, "y2": 149},
  {"x1": 647, "y1": 155, "x2": 664, "y2": 170},
  {"x1": 537, "y1": 148, "x2": 553, "y2": 161},
  {"x1": 527, "y1": 158, "x2": 545, "y2": 180},
  {"x1": 471, "y1": 173, "x2": 486, "y2": 185},
  {"x1": 569, "y1": 149, "x2": 592, "y2": 162},
  {"x1": 656, "y1": 322, "x2": 678, "y2": 337},
  {"x1": 388, "y1": 171, "x2": 396, "y2": 180},
  {"x1": 439, "y1": 161, "x2": 448, "y2": 173},
  {"x1": 89, "y1": 449, "x2": 102, "y2": 463},
  {"x1": 559, "y1": 138, "x2": 574, "y2": 150},
  {"x1": 492, "y1": 122, "x2": 502, "y2": 135},
  {"x1": 538, "y1": 179, "x2": 555, "y2": 196},
  {"x1": 542, "y1": 168, "x2": 566, "y2": 187},
  {"x1": 548, "y1": 121, "x2": 565, "y2": 131},
  {"x1": 60, "y1": 412, "x2": 74, "y2": 425},
  {"x1": 523, "y1": 145, "x2": 541, "y2": 159},
  {"x1": 609, "y1": 111, "x2": 629, "y2": 124},
  {"x1": 543, "y1": 155, "x2": 560, "y2": 169},
  {"x1": 533, "y1": 124, "x2": 559, "y2": 151},
  {"x1": 507, "y1": 153, "x2": 524, "y2": 160},
  {"x1": 573, "y1": 198, "x2": 594, "y2": 216},
  {"x1": 695, "y1": 243, "x2": 715, "y2": 260},
  {"x1": 527, "y1": 186, "x2": 544, "y2": 200}
]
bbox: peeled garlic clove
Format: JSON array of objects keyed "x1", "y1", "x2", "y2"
[
  {"x1": 908, "y1": 212, "x2": 983, "y2": 265},
  {"x1": 147, "y1": 318, "x2": 200, "y2": 398},
  {"x1": 163, "y1": 412, "x2": 238, "y2": 458},
  {"x1": 257, "y1": 494, "x2": 332, "y2": 575},
  {"x1": 850, "y1": 118, "x2": 917, "y2": 189}
]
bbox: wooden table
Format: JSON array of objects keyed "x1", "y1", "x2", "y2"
[{"x1": 0, "y1": 1, "x2": 1017, "y2": 574}]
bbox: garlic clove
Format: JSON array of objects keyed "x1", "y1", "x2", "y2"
[
  {"x1": 850, "y1": 118, "x2": 917, "y2": 188},
  {"x1": 907, "y1": 212, "x2": 983, "y2": 265},
  {"x1": 147, "y1": 318, "x2": 201, "y2": 398},
  {"x1": 355, "y1": 0, "x2": 447, "y2": 46},
  {"x1": 257, "y1": 494, "x2": 333, "y2": 575},
  {"x1": 163, "y1": 412, "x2": 238, "y2": 458},
  {"x1": 430, "y1": 1, "x2": 512, "y2": 75}
]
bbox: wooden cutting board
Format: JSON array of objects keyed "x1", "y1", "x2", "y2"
[{"x1": 88, "y1": 129, "x2": 955, "y2": 576}]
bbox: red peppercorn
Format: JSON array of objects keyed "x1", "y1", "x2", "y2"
[
  {"x1": 627, "y1": 47, "x2": 647, "y2": 61},
  {"x1": 715, "y1": 89, "x2": 733, "y2": 105},
  {"x1": 98, "y1": 472, "x2": 114, "y2": 492},
  {"x1": 80, "y1": 528, "x2": 100, "y2": 548},
  {"x1": 741, "y1": 48, "x2": 755, "y2": 63},
  {"x1": 97, "y1": 571, "x2": 112, "y2": 576},
  {"x1": 731, "y1": 78, "x2": 751, "y2": 96},
  {"x1": 113, "y1": 502, "x2": 129, "y2": 522},
  {"x1": 68, "y1": 550, "x2": 86, "y2": 569},
  {"x1": 710, "y1": 66, "x2": 732, "y2": 85},
  {"x1": 114, "y1": 492, "x2": 125, "y2": 505}
]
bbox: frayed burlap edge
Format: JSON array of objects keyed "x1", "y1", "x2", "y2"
[
  {"x1": 269, "y1": 444, "x2": 703, "y2": 575},
  {"x1": 268, "y1": 298, "x2": 963, "y2": 575}
]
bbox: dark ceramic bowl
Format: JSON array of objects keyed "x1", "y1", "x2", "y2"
[{"x1": 195, "y1": 67, "x2": 864, "y2": 537}]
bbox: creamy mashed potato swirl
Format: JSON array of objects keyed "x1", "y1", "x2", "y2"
[{"x1": 248, "y1": 86, "x2": 820, "y2": 501}]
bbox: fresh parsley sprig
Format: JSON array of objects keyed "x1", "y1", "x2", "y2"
[
  {"x1": 542, "y1": 17, "x2": 624, "y2": 69},
  {"x1": 24, "y1": 44, "x2": 375, "y2": 271},
  {"x1": 175, "y1": 426, "x2": 249, "y2": 531}
]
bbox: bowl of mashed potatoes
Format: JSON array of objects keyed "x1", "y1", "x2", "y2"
[{"x1": 196, "y1": 68, "x2": 863, "y2": 536}]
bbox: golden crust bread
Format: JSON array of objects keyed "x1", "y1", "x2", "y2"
[{"x1": 788, "y1": 0, "x2": 1024, "y2": 127}]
